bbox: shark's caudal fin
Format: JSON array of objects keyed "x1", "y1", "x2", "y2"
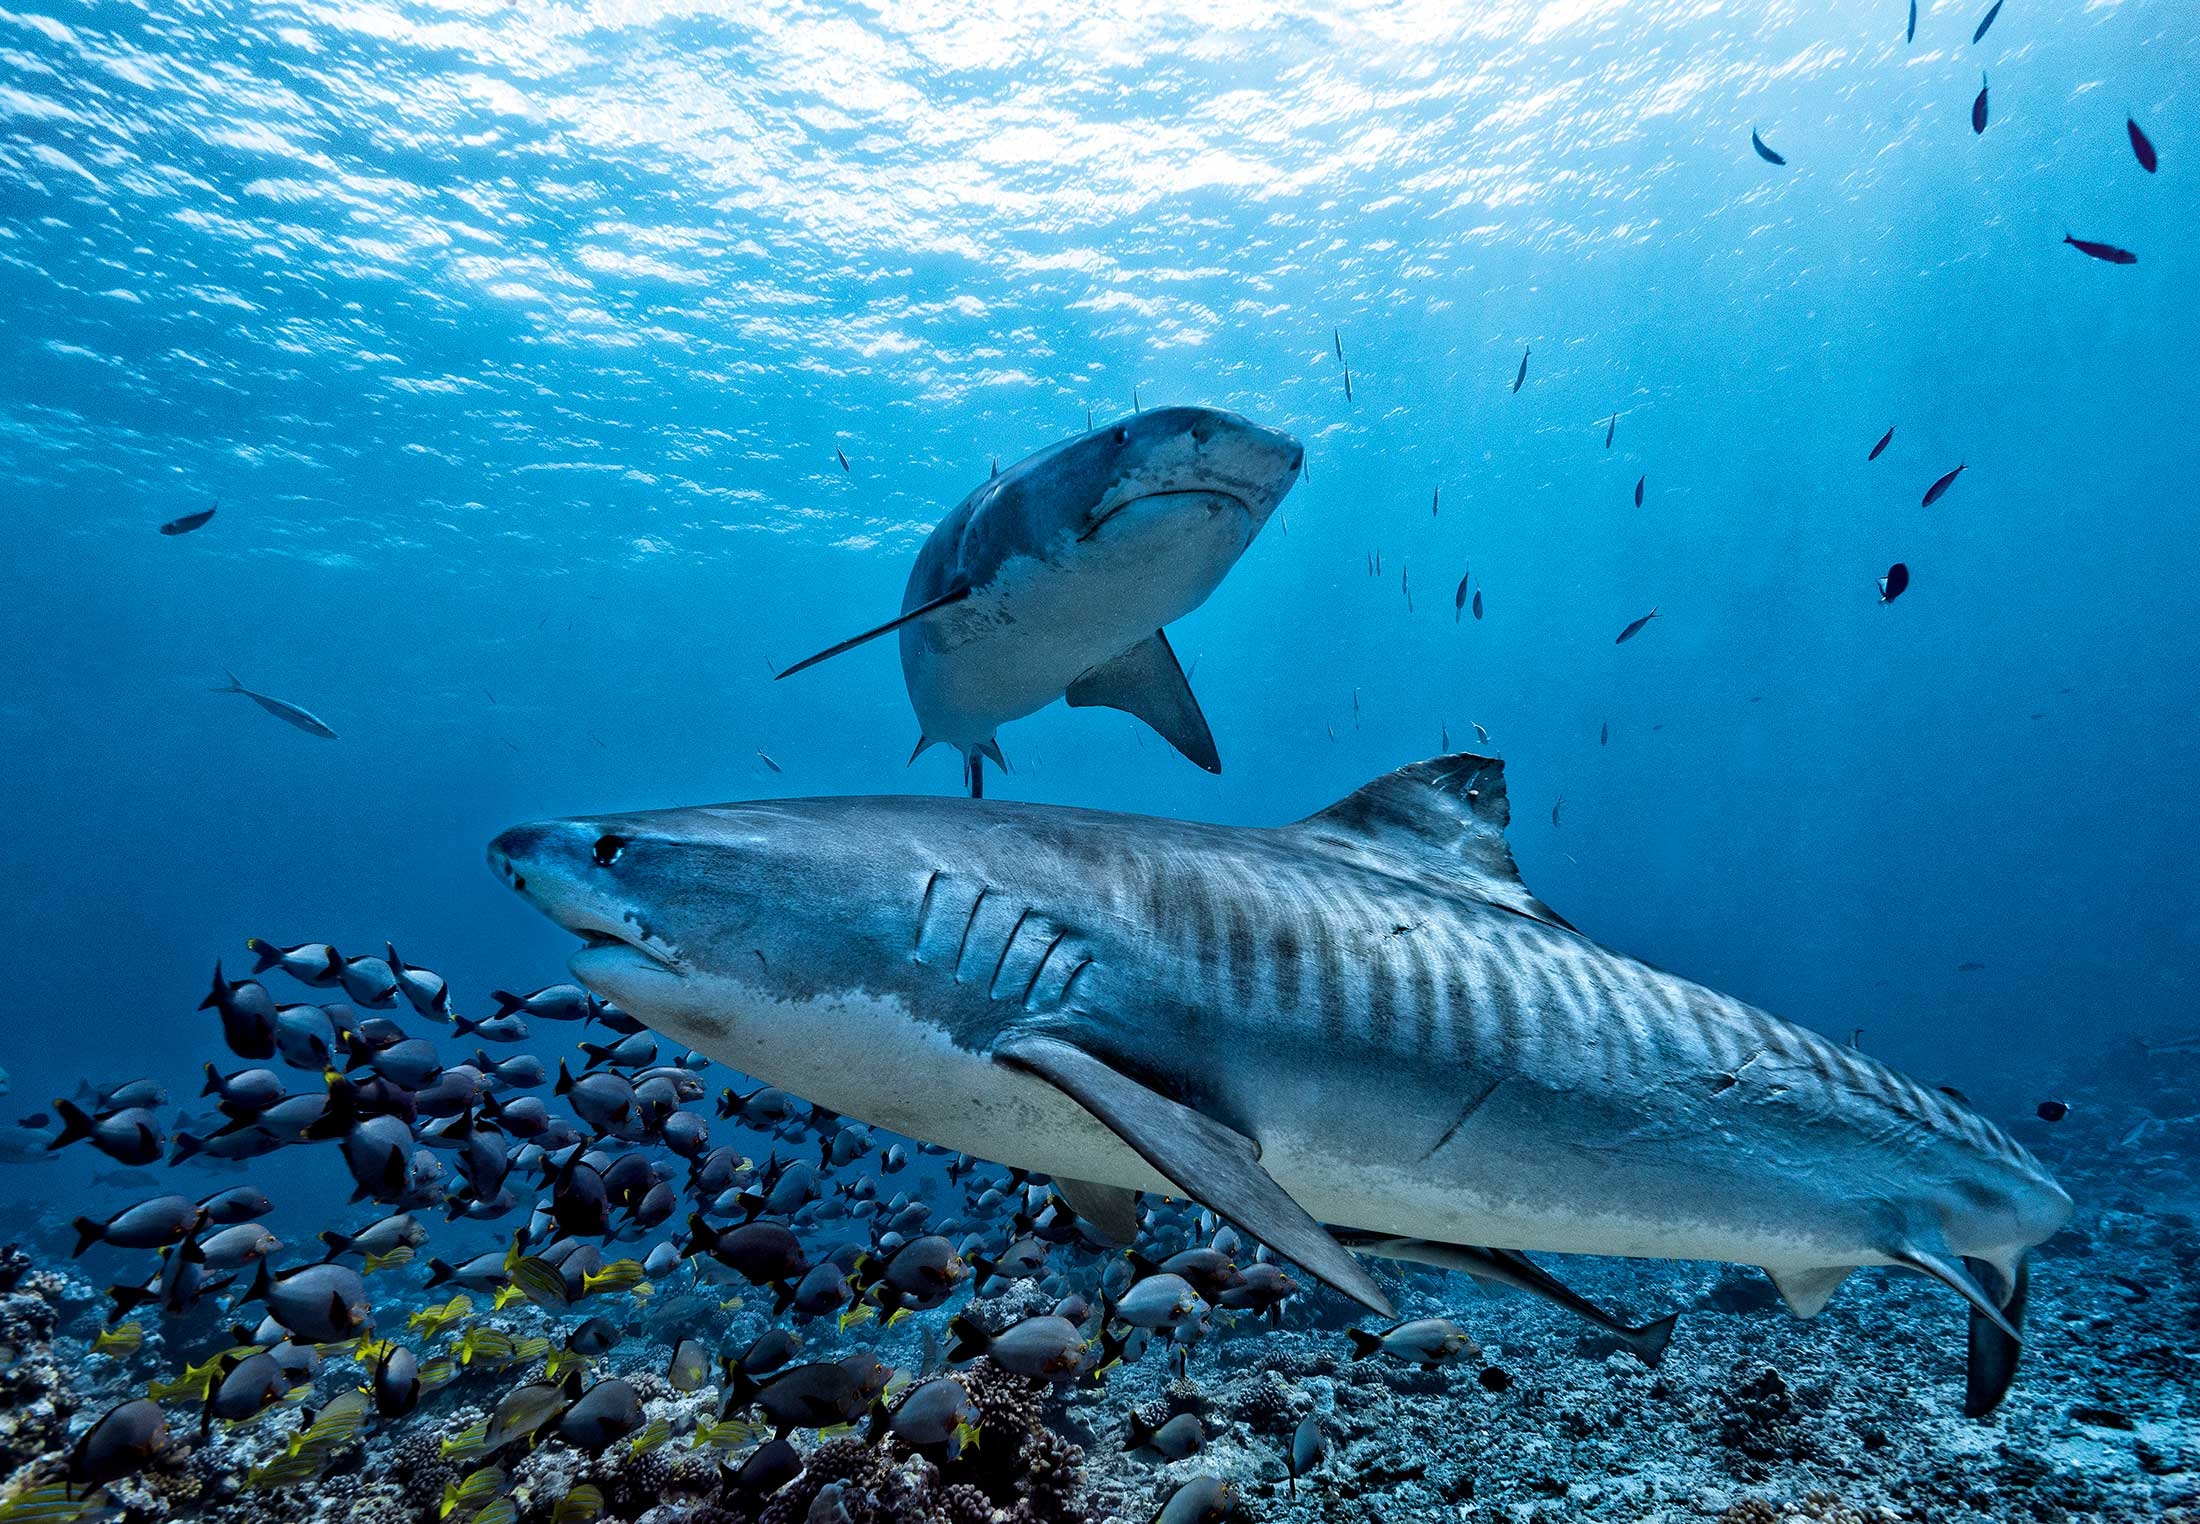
[
  {"x1": 1290, "y1": 753, "x2": 1574, "y2": 931},
  {"x1": 1065, "y1": 630, "x2": 1221, "y2": 773},
  {"x1": 995, "y1": 1033, "x2": 1394, "y2": 1316},
  {"x1": 775, "y1": 586, "x2": 973, "y2": 681}
]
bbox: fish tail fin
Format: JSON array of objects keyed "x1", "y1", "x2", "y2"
[
  {"x1": 490, "y1": 990, "x2": 525, "y2": 1019},
  {"x1": 1344, "y1": 1328, "x2": 1383, "y2": 1361},
  {"x1": 423, "y1": 1258, "x2": 454, "y2": 1289},
  {"x1": 170, "y1": 1131, "x2": 203, "y2": 1165},
  {"x1": 71, "y1": 1217, "x2": 104, "y2": 1257},
  {"x1": 198, "y1": 961, "x2": 228, "y2": 1011},
  {"x1": 246, "y1": 938, "x2": 282, "y2": 973},
  {"x1": 201, "y1": 1062, "x2": 226, "y2": 1097},
  {"x1": 48, "y1": 1099, "x2": 95, "y2": 1151},
  {"x1": 106, "y1": 1283, "x2": 156, "y2": 1322},
  {"x1": 946, "y1": 1314, "x2": 992, "y2": 1364}
]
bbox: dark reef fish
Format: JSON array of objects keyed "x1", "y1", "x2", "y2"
[
  {"x1": 159, "y1": 504, "x2": 216, "y2": 535},
  {"x1": 1922, "y1": 463, "x2": 1966, "y2": 506},
  {"x1": 1973, "y1": 74, "x2": 1989, "y2": 134},
  {"x1": 1752, "y1": 128, "x2": 1787, "y2": 165},
  {"x1": 776, "y1": 406, "x2": 1302, "y2": 796},
  {"x1": 1615, "y1": 606, "x2": 1659, "y2": 643},
  {"x1": 2064, "y1": 233, "x2": 2137, "y2": 265},
  {"x1": 494, "y1": 751, "x2": 2071, "y2": 1416},
  {"x1": 1512, "y1": 346, "x2": 1529, "y2": 392},
  {"x1": 1879, "y1": 562, "x2": 1911, "y2": 602},
  {"x1": 2127, "y1": 117, "x2": 2156, "y2": 172},
  {"x1": 1972, "y1": 0, "x2": 2002, "y2": 43},
  {"x1": 1869, "y1": 424, "x2": 1895, "y2": 461}
]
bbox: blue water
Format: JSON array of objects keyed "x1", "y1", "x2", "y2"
[{"x1": 4, "y1": 0, "x2": 2195, "y2": 1132}]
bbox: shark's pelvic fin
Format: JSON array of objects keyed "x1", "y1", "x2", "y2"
[
  {"x1": 1964, "y1": 1253, "x2": 2029, "y2": 1418},
  {"x1": 908, "y1": 734, "x2": 936, "y2": 766},
  {"x1": 1341, "y1": 1234, "x2": 1676, "y2": 1367},
  {"x1": 995, "y1": 1034, "x2": 1394, "y2": 1316},
  {"x1": 1065, "y1": 630, "x2": 1221, "y2": 774},
  {"x1": 1290, "y1": 752, "x2": 1575, "y2": 932},
  {"x1": 1767, "y1": 1264, "x2": 1852, "y2": 1318},
  {"x1": 776, "y1": 585, "x2": 973, "y2": 681},
  {"x1": 1049, "y1": 1176, "x2": 1141, "y2": 1243},
  {"x1": 1890, "y1": 1243, "x2": 2021, "y2": 1342}
]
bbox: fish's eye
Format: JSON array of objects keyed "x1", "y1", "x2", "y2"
[
  {"x1": 592, "y1": 834, "x2": 628, "y2": 867},
  {"x1": 1112, "y1": 428, "x2": 1128, "y2": 445}
]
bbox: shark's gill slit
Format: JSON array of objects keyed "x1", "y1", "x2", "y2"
[
  {"x1": 951, "y1": 887, "x2": 989, "y2": 983},
  {"x1": 911, "y1": 869, "x2": 941, "y2": 960},
  {"x1": 1021, "y1": 930, "x2": 1069, "y2": 1010},
  {"x1": 987, "y1": 909, "x2": 1033, "y2": 1000}
]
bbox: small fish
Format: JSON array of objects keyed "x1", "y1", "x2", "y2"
[
  {"x1": 1906, "y1": 0, "x2": 1917, "y2": 43},
  {"x1": 756, "y1": 749, "x2": 782, "y2": 775},
  {"x1": 1342, "y1": 367, "x2": 1353, "y2": 405},
  {"x1": 551, "y1": 1485, "x2": 606, "y2": 1524},
  {"x1": 2127, "y1": 117, "x2": 2157, "y2": 173},
  {"x1": 161, "y1": 504, "x2": 216, "y2": 536},
  {"x1": 1125, "y1": 1410, "x2": 1205, "y2": 1460},
  {"x1": 1633, "y1": 474, "x2": 1644, "y2": 507},
  {"x1": 1153, "y1": 1476, "x2": 1236, "y2": 1524},
  {"x1": 1878, "y1": 562, "x2": 1910, "y2": 603},
  {"x1": 1472, "y1": 721, "x2": 1489, "y2": 744},
  {"x1": 1600, "y1": 721, "x2": 1608, "y2": 746},
  {"x1": 1401, "y1": 565, "x2": 1412, "y2": 613},
  {"x1": 1972, "y1": 0, "x2": 2002, "y2": 44},
  {"x1": 1512, "y1": 347, "x2": 1528, "y2": 393},
  {"x1": 93, "y1": 1323, "x2": 143, "y2": 1359},
  {"x1": 1604, "y1": 412, "x2": 1616, "y2": 448},
  {"x1": 508, "y1": 1256, "x2": 572, "y2": 1311},
  {"x1": 1332, "y1": 329, "x2": 1342, "y2": 362},
  {"x1": 628, "y1": 1415, "x2": 672, "y2": 1454},
  {"x1": 1752, "y1": 129, "x2": 1787, "y2": 166},
  {"x1": 1921, "y1": 464, "x2": 1966, "y2": 506},
  {"x1": 2063, "y1": 233, "x2": 2136, "y2": 265},
  {"x1": 835, "y1": 447, "x2": 849, "y2": 473},
  {"x1": 440, "y1": 1467, "x2": 507, "y2": 1520},
  {"x1": 1454, "y1": 570, "x2": 1470, "y2": 622},
  {"x1": 1345, "y1": 1316, "x2": 1476, "y2": 1366},
  {"x1": 1957, "y1": 961, "x2": 1986, "y2": 972},
  {"x1": 212, "y1": 670, "x2": 337, "y2": 739},
  {"x1": 2036, "y1": 1099, "x2": 2068, "y2": 1122},
  {"x1": 1869, "y1": 425, "x2": 1895, "y2": 461},
  {"x1": 1289, "y1": 1413, "x2": 1325, "y2": 1496},
  {"x1": 1972, "y1": 74, "x2": 1989, "y2": 135},
  {"x1": 1471, "y1": 588, "x2": 1483, "y2": 620},
  {"x1": 667, "y1": 1338, "x2": 710, "y2": 1393},
  {"x1": 1431, "y1": 486, "x2": 1439, "y2": 517},
  {"x1": 1550, "y1": 795, "x2": 1562, "y2": 829},
  {"x1": 1615, "y1": 607, "x2": 1660, "y2": 644}
]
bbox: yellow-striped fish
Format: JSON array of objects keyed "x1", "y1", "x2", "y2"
[
  {"x1": 91, "y1": 1325, "x2": 142, "y2": 1359},
  {"x1": 0, "y1": 1481, "x2": 105, "y2": 1524},
  {"x1": 440, "y1": 1421, "x2": 495, "y2": 1464},
  {"x1": 417, "y1": 1358, "x2": 458, "y2": 1393},
  {"x1": 439, "y1": 1466, "x2": 508, "y2": 1520},
  {"x1": 469, "y1": 1501, "x2": 517, "y2": 1524},
  {"x1": 507, "y1": 1256, "x2": 571, "y2": 1311},
  {"x1": 543, "y1": 1348, "x2": 590, "y2": 1383},
  {"x1": 580, "y1": 1259, "x2": 645, "y2": 1297},
  {"x1": 509, "y1": 1336, "x2": 551, "y2": 1364},
  {"x1": 629, "y1": 1417, "x2": 672, "y2": 1455},
  {"x1": 363, "y1": 1246, "x2": 415, "y2": 1274},
  {"x1": 550, "y1": 1484, "x2": 605, "y2": 1524},
  {"x1": 409, "y1": 1296, "x2": 475, "y2": 1340},
  {"x1": 691, "y1": 1415, "x2": 766, "y2": 1450},
  {"x1": 453, "y1": 1328, "x2": 515, "y2": 1368}
]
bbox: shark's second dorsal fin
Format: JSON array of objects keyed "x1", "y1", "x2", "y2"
[{"x1": 1288, "y1": 753, "x2": 1574, "y2": 932}]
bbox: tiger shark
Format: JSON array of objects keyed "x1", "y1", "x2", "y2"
[
  {"x1": 489, "y1": 752, "x2": 2071, "y2": 1414},
  {"x1": 777, "y1": 406, "x2": 1302, "y2": 796}
]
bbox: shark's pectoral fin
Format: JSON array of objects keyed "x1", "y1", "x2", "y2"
[
  {"x1": 1065, "y1": 631, "x2": 1221, "y2": 773},
  {"x1": 1340, "y1": 1234, "x2": 1676, "y2": 1367},
  {"x1": 1963, "y1": 1253, "x2": 2029, "y2": 1419},
  {"x1": 1891, "y1": 1244, "x2": 2020, "y2": 1342},
  {"x1": 777, "y1": 585, "x2": 973, "y2": 681},
  {"x1": 1049, "y1": 1176, "x2": 1140, "y2": 1244},
  {"x1": 994, "y1": 1034, "x2": 1392, "y2": 1316},
  {"x1": 1767, "y1": 1265, "x2": 1852, "y2": 1319}
]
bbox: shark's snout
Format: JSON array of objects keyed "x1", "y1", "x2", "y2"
[{"x1": 488, "y1": 818, "x2": 689, "y2": 978}]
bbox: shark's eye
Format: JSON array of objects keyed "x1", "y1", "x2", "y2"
[{"x1": 593, "y1": 834, "x2": 628, "y2": 867}]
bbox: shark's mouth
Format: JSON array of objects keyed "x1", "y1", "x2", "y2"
[
  {"x1": 1079, "y1": 487, "x2": 1250, "y2": 542},
  {"x1": 569, "y1": 919, "x2": 687, "y2": 976}
]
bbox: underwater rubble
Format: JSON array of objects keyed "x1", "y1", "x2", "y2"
[{"x1": 0, "y1": 981, "x2": 2193, "y2": 1524}]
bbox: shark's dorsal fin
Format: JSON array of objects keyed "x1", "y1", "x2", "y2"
[{"x1": 1289, "y1": 753, "x2": 1574, "y2": 932}]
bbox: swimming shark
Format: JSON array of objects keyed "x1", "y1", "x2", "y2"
[
  {"x1": 490, "y1": 752, "x2": 2071, "y2": 1414},
  {"x1": 777, "y1": 406, "x2": 1302, "y2": 795}
]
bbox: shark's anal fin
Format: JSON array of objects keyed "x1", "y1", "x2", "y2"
[
  {"x1": 1065, "y1": 631, "x2": 1221, "y2": 774},
  {"x1": 995, "y1": 1034, "x2": 1392, "y2": 1315},
  {"x1": 777, "y1": 585, "x2": 973, "y2": 681},
  {"x1": 1341, "y1": 1234, "x2": 1676, "y2": 1367},
  {"x1": 1049, "y1": 1177, "x2": 1140, "y2": 1243},
  {"x1": 1964, "y1": 1253, "x2": 2029, "y2": 1419},
  {"x1": 1768, "y1": 1264, "x2": 1852, "y2": 1319}
]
